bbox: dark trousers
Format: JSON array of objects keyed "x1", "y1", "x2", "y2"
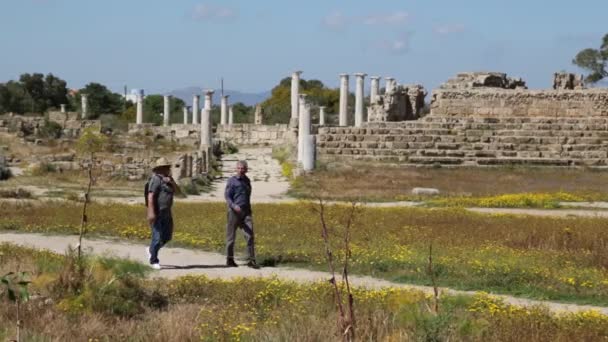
[
  {"x1": 149, "y1": 210, "x2": 173, "y2": 264},
  {"x1": 226, "y1": 210, "x2": 255, "y2": 261}
]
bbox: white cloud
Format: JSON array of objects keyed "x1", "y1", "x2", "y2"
[
  {"x1": 322, "y1": 11, "x2": 348, "y2": 31},
  {"x1": 434, "y1": 24, "x2": 465, "y2": 35},
  {"x1": 363, "y1": 11, "x2": 409, "y2": 26},
  {"x1": 378, "y1": 32, "x2": 413, "y2": 55},
  {"x1": 192, "y1": 3, "x2": 237, "y2": 22},
  {"x1": 322, "y1": 10, "x2": 409, "y2": 31}
]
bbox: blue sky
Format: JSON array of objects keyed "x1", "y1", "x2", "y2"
[{"x1": 1, "y1": 0, "x2": 606, "y2": 94}]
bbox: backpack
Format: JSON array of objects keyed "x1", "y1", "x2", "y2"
[{"x1": 144, "y1": 174, "x2": 161, "y2": 207}]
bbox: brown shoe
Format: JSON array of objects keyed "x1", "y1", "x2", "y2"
[
  {"x1": 226, "y1": 259, "x2": 238, "y2": 267},
  {"x1": 246, "y1": 260, "x2": 260, "y2": 269}
]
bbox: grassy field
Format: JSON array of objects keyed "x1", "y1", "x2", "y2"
[
  {"x1": 1, "y1": 243, "x2": 607, "y2": 341},
  {"x1": 290, "y1": 165, "x2": 608, "y2": 202},
  {"x1": 2, "y1": 201, "x2": 608, "y2": 305}
]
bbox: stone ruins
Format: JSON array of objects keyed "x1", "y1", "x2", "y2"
[
  {"x1": 2, "y1": 69, "x2": 608, "y2": 179},
  {"x1": 317, "y1": 71, "x2": 608, "y2": 167}
]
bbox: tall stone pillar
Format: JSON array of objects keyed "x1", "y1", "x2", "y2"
[
  {"x1": 136, "y1": 94, "x2": 143, "y2": 124},
  {"x1": 297, "y1": 94, "x2": 310, "y2": 163},
  {"x1": 81, "y1": 94, "x2": 88, "y2": 119},
  {"x1": 385, "y1": 77, "x2": 395, "y2": 94},
  {"x1": 220, "y1": 95, "x2": 229, "y2": 125},
  {"x1": 228, "y1": 106, "x2": 234, "y2": 125},
  {"x1": 254, "y1": 104, "x2": 263, "y2": 124},
  {"x1": 370, "y1": 76, "x2": 380, "y2": 103},
  {"x1": 201, "y1": 90, "x2": 214, "y2": 148},
  {"x1": 163, "y1": 95, "x2": 171, "y2": 126},
  {"x1": 290, "y1": 71, "x2": 302, "y2": 127},
  {"x1": 192, "y1": 95, "x2": 200, "y2": 125},
  {"x1": 183, "y1": 106, "x2": 189, "y2": 124},
  {"x1": 60, "y1": 104, "x2": 66, "y2": 113},
  {"x1": 204, "y1": 90, "x2": 214, "y2": 113},
  {"x1": 302, "y1": 135, "x2": 316, "y2": 171},
  {"x1": 339, "y1": 74, "x2": 349, "y2": 126},
  {"x1": 319, "y1": 106, "x2": 326, "y2": 125},
  {"x1": 354, "y1": 73, "x2": 367, "y2": 127},
  {"x1": 200, "y1": 108, "x2": 211, "y2": 149}
]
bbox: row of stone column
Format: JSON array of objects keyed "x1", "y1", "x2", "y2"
[
  {"x1": 339, "y1": 74, "x2": 395, "y2": 127},
  {"x1": 289, "y1": 71, "x2": 397, "y2": 128},
  {"x1": 133, "y1": 92, "x2": 234, "y2": 128}
]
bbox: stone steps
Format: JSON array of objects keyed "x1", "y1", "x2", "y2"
[
  {"x1": 317, "y1": 115, "x2": 608, "y2": 167},
  {"x1": 317, "y1": 148, "x2": 608, "y2": 167}
]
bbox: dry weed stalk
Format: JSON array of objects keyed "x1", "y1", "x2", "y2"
[
  {"x1": 312, "y1": 197, "x2": 359, "y2": 341},
  {"x1": 427, "y1": 242, "x2": 440, "y2": 314}
]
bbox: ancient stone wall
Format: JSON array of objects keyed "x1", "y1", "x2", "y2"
[
  {"x1": 216, "y1": 124, "x2": 290, "y2": 146},
  {"x1": 430, "y1": 89, "x2": 608, "y2": 117},
  {"x1": 316, "y1": 116, "x2": 608, "y2": 167},
  {"x1": 317, "y1": 71, "x2": 608, "y2": 167}
]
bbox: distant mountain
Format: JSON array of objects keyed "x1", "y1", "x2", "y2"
[{"x1": 169, "y1": 87, "x2": 271, "y2": 107}]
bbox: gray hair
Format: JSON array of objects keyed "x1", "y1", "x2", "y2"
[{"x1": 237, "y1": 160, "x2": 248, "y2": 168}]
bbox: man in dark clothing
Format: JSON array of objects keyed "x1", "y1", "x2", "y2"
[
  {"x1": 224, "y1": 160, "x2": 258, "y2": 268},
  {"x1": 146, "y1": 157, "x2": 180, "y2": 270}
]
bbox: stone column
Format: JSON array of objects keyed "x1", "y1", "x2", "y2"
[
  {"x1": 297, "y1": 94, "x2": 310, "y2": 163},
  {"x1": 290, "y1": 71, "x2": 302, "y2": 127},
  {"x1": 136, "y1": 94, "x2": 143, "y2": 124},
  {"x1": 339, "y1": 74, "x2": 349, "y2": 126},
  {"x1": 163, "y1": 95, "x2": 171, "y2": 126},
  {"x1": 254, "y1": 104, "x2": 263, "y2": 124},
  {"x1": 302, "y1": 135, "x2": 316, "y2": 171},
  {"x1": 200, "y1": 108, "x2": 211, "y2": 149},
  {"x1": 204, "y1": 90, "x2": 214, "y2": 113},
  {"x1": 354, "y1": 73, "x2": 367, "y2": 127},
  {"x1": 220, "y1": 95, "x2": 229, "y2": 125},
  {"x1": 228, "y1": 105, "x2": 234, "y2": 125},
  {"x1": 192, "y1": 95, "x2": 200, "y2": 125},
  {"x1": 81, "y1": 94, "x2": 88, "y2": 119},
  {"x1": 319, "y1": 106, "x2": 326, "y2": 126},
  {"x1": 385, "y1": 77, "x2": 395, "y2": 94},
  {"x1": 183, "y1": 106, "x2": 189, "y2": 124},
  {"x1": 201, "y1": 90, "x2": 214, "y2": 148},
  {"x1": 60, "y1": 104, "x2": 66, "y2": 113},
  {"x1": 370, "y1": 76, "x2": 380, "y2": 103}
]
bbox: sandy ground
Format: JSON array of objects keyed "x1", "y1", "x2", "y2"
[{"x1": 1, "y1": 232, "x2": 606, "y2": 315}]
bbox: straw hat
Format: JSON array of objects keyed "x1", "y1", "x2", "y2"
[{"x1": 152, "y1": 157, "x2": 171, "y2": 171}]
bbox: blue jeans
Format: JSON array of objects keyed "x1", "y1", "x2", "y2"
[{"x1": 149, "y1": 210, "x2": 173, "y2": 264}]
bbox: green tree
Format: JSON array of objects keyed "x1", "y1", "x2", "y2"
[
  {"x1": 77, "y1": 83, "x2": 125, "y2": 119},
  {"x1": 261, "y1": 77, "x2": 345, "y2": 124},
  {"x1": 0, "y1": 73, "x2": 69, "y2": 114},
  {"x1": 573, "y1": 33, "x2": 608, "y2": 84},
  {"x1": 143, "y1": 95, "x2": 186, "y2": 125},
  {"x1": 43, "y1": 73, "x2": 69, "y2": 110},
  {"x1": 232, "y1": 102, "x2": 254, "y2": 124},
  {"x1": 1, "y1": 81, "x2": 32, "y2": 114},
  {"x1": 19, "y1": 73, "x2": 46, "y2": 113}
]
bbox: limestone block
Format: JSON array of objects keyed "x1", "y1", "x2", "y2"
[{"x1": 412, "y1": 187, "x2": 440, "y2": 195}]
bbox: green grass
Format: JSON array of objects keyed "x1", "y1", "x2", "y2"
[
  {"x1": 2, "y1": 202, "x2": 608, "y2": 306},
  {"x1": 1, "y1": 244, "x2": 608, "y2": 341}
]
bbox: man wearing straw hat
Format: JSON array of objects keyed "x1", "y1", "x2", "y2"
[{"x1": 146, "y1": 157, "x2": 180, "y2": 270}]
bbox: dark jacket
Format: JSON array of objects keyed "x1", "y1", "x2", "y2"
[{"x1": 224, "y1": 175, "x2": 252, "y2": 214}]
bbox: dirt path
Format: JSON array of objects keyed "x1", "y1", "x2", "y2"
[{"x1": 1, "y1": 232, "x2": 606, "y2": 315}]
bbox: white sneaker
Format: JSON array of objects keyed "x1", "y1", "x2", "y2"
[{"x1": 150, "y1": 263, "x2": 161, "y2": 270}]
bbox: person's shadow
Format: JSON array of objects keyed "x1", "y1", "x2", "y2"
[{"x1": 161, "y1": 264, "x2": 229, "y2": 270}]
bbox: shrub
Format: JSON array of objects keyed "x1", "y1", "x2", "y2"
[
  {"x1": 37, "y1": 120, "x2": 63, "y2": 139},
  {"x1": 0, "y1": 166, "x2": 11, "y2": 181},
  {"x1": 30, "y1": 162, "x2": 57, "y2": 176},
  {"x1": 0, "y1": 188, "x2": 32, "y2": 199}
]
